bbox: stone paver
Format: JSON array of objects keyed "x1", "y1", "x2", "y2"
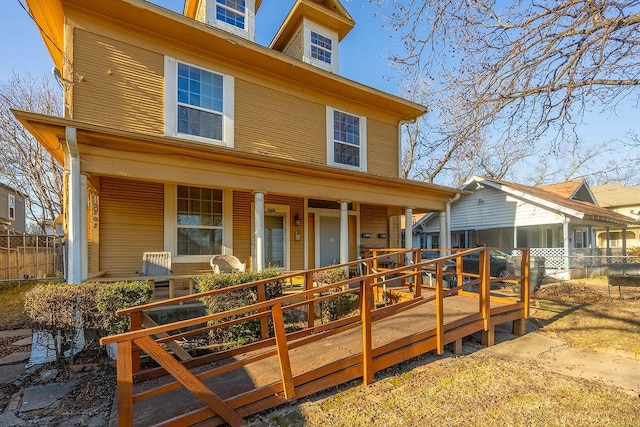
[
  {"x1": 0, "y1": 330, "x2": 31, "y2": 339},
  {"x1": 0, "y1": 410, "x2": 26, "y2": 427},
  {"x1": 20, "y1": 381, "x2": 77, "y2": 412},
  {"x1": 11, "y1": 337, "x2": 31, "y2": 347},
  {"x1": 0, "y1": 352, "x2": 30, "y2": 366},
  {"x1": 0, "y1": 364, "x2": 25, "y2": 384}
]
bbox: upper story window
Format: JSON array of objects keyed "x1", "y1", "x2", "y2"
[
  {"x1": 326, "y1": 107, "x2": 367, "y2": 171},
  {"x1": 304, "y1": 20, "x2": 338, "y2": 73},
  {"x1": 311, "y1": 31, "x2": 332, "y2": 64},
  {"x1": 8, "y1": 194, "x2": 15, "y2": 220},
  {"x1": 164, "y1": 57, "x2": 235, "y2": 147},
  {"x1": 216, "y1": 0, "x2": 245, "y2": 29}
]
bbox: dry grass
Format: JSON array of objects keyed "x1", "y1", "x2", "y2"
[
  {"x1": 0, "y1": 280, "x2": 38, "y2": 330},
  {"x1": 249, "y1": 279, "x2": 640, "y2": 427}
]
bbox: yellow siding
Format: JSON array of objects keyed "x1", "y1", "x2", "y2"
[
  {"x1": 235, "y1": 80, "x2": 326, "y2": 163},
  {"x1": 367, "y1": 119, "x2": 398, "y2": 177},
  {"x1": 359, "y1": 204, "x2": 389, "y2": 255},
  {"x1": 73, "y1": 29, "x2": 164, "y2": 134},
  {"x1": 99, "y1": 177, "x2": 164, "y2": 276},
  {"x1": 283, "y1": 25, "x2": 304, "y2": 60}
]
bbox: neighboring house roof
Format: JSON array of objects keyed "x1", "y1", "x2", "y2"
[
  {"x1": 538, "y1": 179, "x2": 594, "y2": 201},
  {"x1": 591, "y1": 183, "x2": 640, "y2": 208},
  {"x1": 27, "y1": 0, "x2": 427, "y2": 121},
  {"x1": 466, "y1": 176, "x2": 635, "y2": 226}
]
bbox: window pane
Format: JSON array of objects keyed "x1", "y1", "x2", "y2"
[
  {"x1": 216, "y1": 0, "x2": 246, "y2": 29},
  {"x1": 311, "y1": 31, "x2": 332, "y2": 64},
  {"x1": 334, "y1": 142, "x2": 360, "y2": 167},
  {"x1": 178, "y1": 105, "x2": 223, "y2": 140},
  {"x1": 178, "y1": 228, "x2": 223, "y2": 255}
]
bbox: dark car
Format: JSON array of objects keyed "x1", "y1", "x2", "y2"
[{"x1": 422, "y1": 249, "x2": 515, "y2": 289}]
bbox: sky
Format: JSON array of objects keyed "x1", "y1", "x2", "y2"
[{"x1": 1, "y1": 0, "x2": 638, "y2": 183}]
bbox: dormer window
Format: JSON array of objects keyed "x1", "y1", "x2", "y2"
[
  {"x1": 311, "y1": 31, "x2": 332, "y2": 65},
  {"x1": 304, "y1": 20, "x2": 339, "y2": 73},
  {"x1": 216, "y1": 0, "x2": 246, "y2": 30}
]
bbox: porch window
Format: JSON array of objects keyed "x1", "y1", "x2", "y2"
[
  {"x1": 176, "y1": 186, "x2": 223, "y2": 256},
  {"x1": 326, "y1": 107, "x2": 367, "y2": 171},
  {"x1": 164, "y1": 57, "x2": 235, "y2": 147},
  {"x1": 8, "y1": 194, "x2": 15, "y2": 220}
]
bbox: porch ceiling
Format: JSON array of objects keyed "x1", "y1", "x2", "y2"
[{"x1": 13, "y1": 110, "x2": 467, "y2": 212}]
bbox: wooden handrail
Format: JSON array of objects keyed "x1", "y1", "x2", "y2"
[{"x1": 102, "y1": 246, "x2": 531, "y2": 426}]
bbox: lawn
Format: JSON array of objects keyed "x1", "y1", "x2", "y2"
[
  {"x1": 248, "y1": 279, "x2": 640, "y2": 426},
  {"x1": 0, "y1": 280, "x2": 40, "y2": 331}
]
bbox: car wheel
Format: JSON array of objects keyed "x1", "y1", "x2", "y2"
[
  {"x1": 511, "y1": 284, "x2": 521, "y2": 293},
  {"x1": 496, "y1": 268, "x2": 511, "y2": 279}
]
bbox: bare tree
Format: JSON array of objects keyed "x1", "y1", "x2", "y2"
[
  {"x1": 0, "y1": 73, "x2": 63, "y2": 232},
  {"x1": 370, "y1": 0, "x2": 640, "y2": 184}
]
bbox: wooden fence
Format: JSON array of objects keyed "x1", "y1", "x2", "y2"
[{"x1": 0, "y1": 233, "x2": 63, "y2": 280}]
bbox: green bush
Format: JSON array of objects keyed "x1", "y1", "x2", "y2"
[
  {"x1": 198, "y1": 268, "x2": 283, "y2": 349},
  {"x1": 314, "y1": 267, "x2": 359, "y2": 322},
  {"x1": 628, "y1": 246, "x2": 640, "y2": 262},
  {"x1": 24, "y1": 281, "x2": 152, "y2": 361}
]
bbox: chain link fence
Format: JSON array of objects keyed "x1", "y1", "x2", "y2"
[
  {"x1": 530, "y1": 247, "x2": 639, "y2": 279},
  {"x1": 0, "y1": 233, "x2": 64, "y2": 281}
]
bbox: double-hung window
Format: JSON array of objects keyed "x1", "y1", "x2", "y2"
[
  {"x1": 216, "y1": 0, "x2": 246, "y2": 30},
  {"x1": 8, "y1": 194, "x2": 15, "y2": 220},
  {"x1": 310, "y1": 31, "x2": 332, "y2": 65},
  {"x1": 165, "y1": 57, "x2": 235, "y2": 147},
  {"x1": 177, "y1": 186, "x2": 223, "y2": 256},
  {"x1": 327, "y1": 107, "x2": 367, "y2": 171}
]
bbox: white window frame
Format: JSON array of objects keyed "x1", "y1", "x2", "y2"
[
  {"x1": 8, "y1": 194, "x2": 15, "y2": 220},
  {"x1": 303, "y1": 19, "x2": 338, "y2": 73},
  {"x1": 164, "y1": 56, "x2": 235, "y2": 147},
  {"x1": 326, "y1": 106, "x2": 367, "y2": 172},
  {"x1": 207, "y1": 0, "x2": 256, "y2": 40},
  {"x1": 164, "y1": 184, "x2": 234, "y2": 263}
]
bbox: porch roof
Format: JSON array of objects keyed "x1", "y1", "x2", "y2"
[{"x1": 13, "y1": 110, "x2": 467, "y2": 212}]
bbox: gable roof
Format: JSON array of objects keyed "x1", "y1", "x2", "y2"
[
  {"x1": 591, "y1": 183, "x2": 640, "y2": 208},
  {"x1": 465, "y1": 176, "x2": 635, "y2": 225},
  {"x1": 538, "y1": 180, "x2": 584, "y2": 198}
]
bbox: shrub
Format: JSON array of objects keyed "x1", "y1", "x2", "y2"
[
  {"x1": 314, "y1": 267, "x2": 359, "y2": 322},
  {"x1": 198, "y1": 268, "x2": 283, "y2": 349},
  {"x1": 628, "y1": 246, "x2": 640, "y2": 262},
  {"x1": 24, "y1": 281, "x2": 152, "y2": 362}
]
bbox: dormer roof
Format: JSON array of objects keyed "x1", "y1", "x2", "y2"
[{"x1": 270, "y1": 0, "x2": 355, "y2": 51}]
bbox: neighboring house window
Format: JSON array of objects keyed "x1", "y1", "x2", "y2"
[
  {"x1": 326, "y1": 107, "x2": 367, "y2": 171},
  {"x1": 304, "y1": 20, "x2": 338, "y2": 73},
  {"x1": 310, "y1": 31, "x2": 332, "y2": 65},
  {"x1": 216, "y1": 0, "x2": 245, "y2": 29},
  {"x1": 164, "y1": 57, "x2": 235, "y2": 147},
  {"x1": 177, "y1": 186, "x2": 223, "y2": 256},
  {"x1": 8, "y1": 194, "x2": 15, "y2": 220}
]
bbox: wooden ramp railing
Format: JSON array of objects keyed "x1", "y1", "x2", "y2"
[{"x1": 100, "y1": 247, "x2": 532, "y2": 426}]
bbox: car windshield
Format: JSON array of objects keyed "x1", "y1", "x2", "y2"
[{"x1": 491, "y1": 250, "x2": 512, "y2": 260}]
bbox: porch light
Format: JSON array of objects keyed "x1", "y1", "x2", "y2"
[{"x1": 294, "y1": 214, "x2": 302, "y2": 227}]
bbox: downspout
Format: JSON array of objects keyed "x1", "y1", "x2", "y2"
[
  {"x1": 65, "y1": 127, "x2": 83, "y2": 283},
  {"x1": 445, "y1": 194, "x2": 461, "y2": 255}
]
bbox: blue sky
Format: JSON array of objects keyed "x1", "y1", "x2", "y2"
[{"x1": 2, "y1": 0, "x2": 637, "y2": 175}]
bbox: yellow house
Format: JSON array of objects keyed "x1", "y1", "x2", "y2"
[{"x1": 15, "y1": 0, "x2": 463, "y2": 282}]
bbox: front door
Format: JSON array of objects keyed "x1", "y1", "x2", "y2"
[
  {"x1": 264, "y1": 213, "x2": 285, "y2": 268},
  {"x1": 318, "y1": 215, "x2": 340, "y2": 267}
]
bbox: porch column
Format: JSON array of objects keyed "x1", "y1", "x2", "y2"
[
  {"x1": 340, "y1": 201, "x2": 349, "y2": 265},
  {"x1": 65, "y1": 127, "x2": 84, "y2": 284},
  {"x1": 513, "y1": 226, "x2": 518, "y2": 248},
  {"x1": 439, "y1": 213, "x2": 447, "y2": 256},
  {"x1": 605, "y1": 227, "x2": 611, "y2": 260},
  {"x1": 562, "y1": 220, "x2": 570, "y2": 273},
  {"x1": 80, "y1": 174, "x2": 88, "y2": 281},
  {"x1": 405, "y1": 208, "x2": 413, "y2": 264},
  {"x1": 254, "y1": 191, "x2": 265, "y2": 272},
  {"x1": 622, "y1": 226, "x2": 628, "y2": 257}
]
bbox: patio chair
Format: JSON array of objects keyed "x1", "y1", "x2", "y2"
[
  {"x1": 139, "y1": 251, "x2": 172, "y2": 276},
  {"x1": 210, "y1": 254, "x2": 246, "y2": 273}
]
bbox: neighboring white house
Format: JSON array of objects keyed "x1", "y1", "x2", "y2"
[
  {"x1": 0, "y1": 182, "x2": 26, "y2": 233},
  {"x1": 413, "y1": 176, "x2": 636, "y2": 276},
  {"x1": 591, "y1": 183, "x2": 640, "y2": 251}
]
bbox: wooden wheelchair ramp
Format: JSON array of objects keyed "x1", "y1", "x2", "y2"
[{"x1": 101, "y1": 247, "x2": 532, "y2": 426}]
